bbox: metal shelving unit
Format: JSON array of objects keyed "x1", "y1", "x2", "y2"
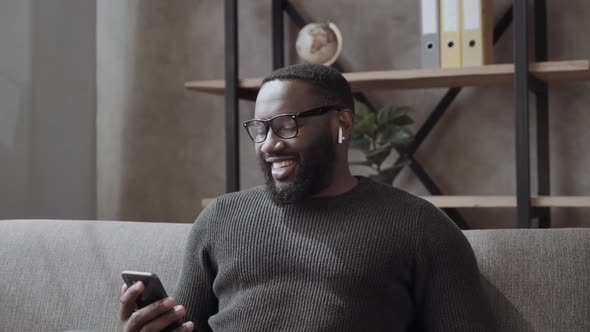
[{"x1": 192, "y1": 0, "x2": 590, "y2": 229}]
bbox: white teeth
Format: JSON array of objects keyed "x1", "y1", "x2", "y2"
[{"x1": 272, "y1": 160, "x2": 295, "y2": 169}]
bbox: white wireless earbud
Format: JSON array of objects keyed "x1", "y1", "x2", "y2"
[{"x1": 338, "y1": 127, "x2": 345, "y2": 144}]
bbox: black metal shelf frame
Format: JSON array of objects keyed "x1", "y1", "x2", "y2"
[{"x1": 223, "y1": 0, "x2": 551, "y2": 229}]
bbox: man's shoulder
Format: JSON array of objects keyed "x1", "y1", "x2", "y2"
[
  {"x1": 358, "y1": 177, "x2": 456, "y2": 230},
  {"x1": 360, "y1": 177, "x2": 431, "y2": 210},
  {"x1": 196, "y1": 185, "x2": 269, "y2": 226}
]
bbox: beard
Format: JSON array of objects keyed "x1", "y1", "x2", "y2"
[{"x1": 259, "y1": 131, "x2": 336, "y2": 206}]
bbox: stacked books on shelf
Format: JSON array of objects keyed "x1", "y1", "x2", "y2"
[{"x1": 420, "y1": 0, "x2": 493, "y2": 69}]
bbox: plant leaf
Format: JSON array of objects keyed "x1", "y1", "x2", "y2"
[
  {"x1": 349, "y1": 134, "x2": 372, "y2": 154},
  {"x1": 377, "y1": 105, "x2": 413, "y2": 128},
  {"x1": 366, "y1": 145, "x2": 393, "y2": 169},
  {"x1": 379, "y1": 126, "x2": 396, "y2": 145},
  {"x1": 348, "y1": 160, "x2": 375, "y2": 168},
  {"x1": 354, "y1": 99, "x2": 371, "y2": 116},
  {"x1": 381, "y1": 127, "x2": 413, "y2": 147},
  {"x1": 376, "y1": 105, "x2": 399, "y2": 126},
  {"x1": 392, "y1": 114, "x2": 414, "y2": 126},
  {"x1": 353, "y1": 100, "x2": 377, "y2": 137},
  {"x1": 391, "y1": 158, "x2": 412, "y2": 169}
]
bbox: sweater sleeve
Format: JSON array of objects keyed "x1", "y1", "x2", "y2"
[
  {"x1": 413, "y1": 203, "x2": 497, "y2": 331},
  {"x1": 173, "y1": 200, "x2": 219, "y2": 332}
]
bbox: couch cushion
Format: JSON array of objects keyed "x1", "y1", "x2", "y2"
[
  {"x1": 2, "y1": 220, "x2": 589, "y2": 331},
  {"x1": 465, "y1": 229, "x2": 590, "y2": 332},
  {"x1": 0, "y1": 219, "x2": 191, "y2": 332}
]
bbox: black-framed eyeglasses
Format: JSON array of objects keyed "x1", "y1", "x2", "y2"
[{"x1": 242, "y1": 105, "x2": 346, "y2": 143}]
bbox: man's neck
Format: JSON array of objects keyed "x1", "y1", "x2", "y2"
[{"x1": 312, "y1": 168, "x2": 358, "y2": 198}]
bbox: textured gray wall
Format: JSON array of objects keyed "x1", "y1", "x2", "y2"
[
  {"x1": 0, "y1": 0, "x2": 96, "y2": 220},
  {"x1": 0, "y1": 1, "x2": 33, "y2": 219},
  {"x1": 97, "y1": 0, "x2": 213, "y2": 222},
  {"x1": 30, "y1": 0, "x2": 96, "y2": 219},
  {"x1": 96, "y1": 0, "x2": 590, "y2": 228}
]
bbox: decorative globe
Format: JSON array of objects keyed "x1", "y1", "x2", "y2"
[{"x1": 295, "y1": 22, "x2": 343, "y2": 66}]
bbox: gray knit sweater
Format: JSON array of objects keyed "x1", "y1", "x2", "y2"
[{"x1": 173, "y1": 177, "x2": 496, "y2": 331}]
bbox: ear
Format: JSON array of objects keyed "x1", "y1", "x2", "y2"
[{"x1": 337, "y1": 109, "x2": 355, "y2": 137}]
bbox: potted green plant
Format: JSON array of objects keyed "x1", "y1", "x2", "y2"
[{"x1": 349, "y1": 100, "x2": 415, "y2": 185}]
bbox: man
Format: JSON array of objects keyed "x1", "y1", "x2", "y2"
[{"x1": 119, "y1": 64, "x2": 496, "y2": 331}]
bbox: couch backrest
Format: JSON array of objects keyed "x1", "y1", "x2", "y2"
[
  {"x1": 1, "y1": 220, "x2": 589, "y2": 331},
  {"x1": 464, "y1": 228, "x2": 590, "y2": 331},
  {"x1": 0, "y1": 219, "x2": 191, "y2": 332}
]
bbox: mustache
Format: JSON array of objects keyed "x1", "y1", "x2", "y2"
[{"x1": 260, "y1": 154, "x2": 299, "y2": 163}]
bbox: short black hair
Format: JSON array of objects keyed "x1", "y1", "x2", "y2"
[{"x1": 261, "y1": 63, "x2": 354, "y2": 112}]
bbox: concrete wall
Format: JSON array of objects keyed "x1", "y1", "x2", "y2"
[
  {"x1": 0, "y1": 0, "x2": 96, "y2": 220},
  {"x1": 96, "y1": 0, "x2": 590, "y2": 227}
]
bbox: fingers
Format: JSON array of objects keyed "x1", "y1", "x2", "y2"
[
  {"x1": 122, "y1": 283, "x2": 128, "y2": 294},
  {"x1": 136, "y1": 297, "x2": 177, "y2": 325},
  {"x1": 120, "y1": 282, "x2": 193, "y2": 332},
  {"x1": 131, "y1": 300, "x2": 189, "y2": 332},
  {"x1": 172, "y1": 321, "x2": 195, "y2": 332},
  {"x1": 120, "y1": 281, "x2": 143, "y2": 322},
  {"x1": 136, "y1": 304, "x2": 190, "y2": 332}
]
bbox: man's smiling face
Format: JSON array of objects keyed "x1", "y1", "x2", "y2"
[{"x1": 253, "y1": 79, "x2": 338, "y2": 205}]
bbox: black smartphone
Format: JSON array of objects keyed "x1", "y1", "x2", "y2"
[{"x1": 121, "y1": 271, "x2": 182, "y2": 330}]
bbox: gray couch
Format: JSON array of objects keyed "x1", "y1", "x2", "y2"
[{"x1": 1, "y1": 219, "x2": 589, "y2": 331}]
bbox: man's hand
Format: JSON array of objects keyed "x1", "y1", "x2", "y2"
[{"x1": 120, "y1": 281, "x2": 194, "y2": 332}]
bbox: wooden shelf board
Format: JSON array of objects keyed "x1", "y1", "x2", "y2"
[
  {"x1": 185, "y1": 60, "x2": 590, "y2": 96},
  {"x1": 202, "y1": 195, "x2": 590, "y2": 209},
  {"x1": 423, "y1": 196, "x2": 590, "y2": 208}
]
